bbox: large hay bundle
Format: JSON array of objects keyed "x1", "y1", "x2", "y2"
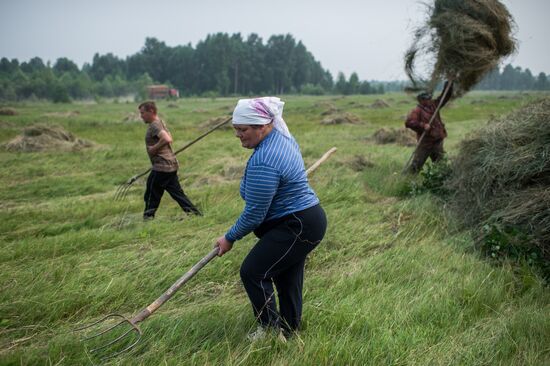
[
  {"x1": 320, "y1": 112, "x2": 361, "y2": 125},
  {"x1": 0, "y1": 107, "x2": 17, "y2": 115},
  {"x1": 3, "y1": 124, "x2": 94, "y2": 152},
  {"x1": 369, "y1": 99, "x2": 390, "y2": 109},
  {"x1": 405, "y1": 0, "x2": 516, "y2": 96},
  {"x1": 372, "y1": 127, "x2": 417, "y2": 146},
  {"x1": 447, "y1": 98, "x2": 550, "y2": 262}
]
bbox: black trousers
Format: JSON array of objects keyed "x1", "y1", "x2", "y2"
[
  {"x1": 409, "y1": 139, "x2": 445, "y2": 174},
  {"x1": 143, "y1": 170, "x2": 201, "y2": 218},
  {"x1": 240, "y1": 204, "x2": 327, "y2": 334}
]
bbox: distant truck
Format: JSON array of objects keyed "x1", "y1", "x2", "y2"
[{"x1": 147, "y1": 85, "x2": 179, "y2": 99}]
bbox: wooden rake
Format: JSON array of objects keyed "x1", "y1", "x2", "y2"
[
  {"x1": 114, "y1": 116, "x2": 232, "y2": 200},
  {"x1": 76, "y1": 147, "x2": 337, "y2": 361}
]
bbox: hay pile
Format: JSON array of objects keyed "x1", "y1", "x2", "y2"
[
  {"x1": 348, "y1": 155, "x2": 375, "y2": 171},
  {"x1": 0, "y1": 107, "x2": 17, "y2": 116},
  {"x1": 405, "y1": 0, "x2": 516, "y2": 96},
  {"x1": 320, "y1": 105, "x2": 340, "y2": 116},
  {"x1": 321, "y1": 112, "x2": 361, "y2": 125},
  {"x1": 372, "y1": 127, "x2": 417, "y2": 146},
  {"x1": 447, "y1": 98, "x2": 550, "y2": 265},
  {"x1": 369, "y1": 99, "x2": 390, "y2": 109},
  {"x1": 3, "y1": 124, "x2": 94, "y2": 152},
  {"x1": 122, "y1": 112, "x2": 141, "y2": 122}
]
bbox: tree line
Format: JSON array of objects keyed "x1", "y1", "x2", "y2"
[
  {"x1": 476, "y1": 64, "x2": 550, "y2": 91},
  {"x1": 0, "y1": 33, "x2": 548, "y2": 102}
]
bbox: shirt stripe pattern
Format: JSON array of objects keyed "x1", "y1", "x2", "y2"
[{"x1": 225, "y1": 130, "x2": 319, "y2": 242}]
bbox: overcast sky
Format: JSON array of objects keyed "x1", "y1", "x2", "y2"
[{"x1": 1, "y1": 0, "x2": 548, "y2": 81}]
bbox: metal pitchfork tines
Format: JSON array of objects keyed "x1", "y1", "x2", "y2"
[
  {"x1": 114, "y1": 169, "x2": 151, "y2": 201},
  {"x1": 114, "y1": 116, "x2": 232, "y2": 201},
  {"x1": 75, "y1": 247, "x2": 220, "y2": 361},
  {"x1": 77, "y1": 147, "x2": 338, "y2": 361}
]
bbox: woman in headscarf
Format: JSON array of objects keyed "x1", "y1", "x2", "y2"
[{"x1": 216, "y1": 97, "x2": 327, "y2": 340}]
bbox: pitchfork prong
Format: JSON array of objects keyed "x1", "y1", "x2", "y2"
[
  {"x1": 75, "y1": 313, "x2": 126, "y2": 333},
  {"x1": 89, "y1": 325, "x2": 139, "y2": 353},
  {"x1": 83, "y1": 318, "x2": 127, "y2": 341},
  {"x1": 114, "y1": 180, "x2": 135, "y2": 201},
  {"x1": 100, "y1": 332, "x2": 142, "y2": 361},
  {"x1": 114, "y1": 184, "x2": 130, "y2": 201},
  {"x1": 114, "y1": 174, "x2": 142, "y2": 200},
  {"x1": 75, "y1": 313, "x2": 142, "y2": 361}
]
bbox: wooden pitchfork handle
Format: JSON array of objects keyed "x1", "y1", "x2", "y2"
[
  {"x1": 124, "y1": 116, "x2": 232, "y2": 185},
  {"x1": 129, "y1": 146, "x2": 337, "y2": 325},
  {"x1": 402, "y1": 79, "x2": 454, "y2": 174}
]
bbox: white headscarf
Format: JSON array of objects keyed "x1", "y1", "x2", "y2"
[{"x1": 232, "y1": 97, "x2": 291, "y2": 138}]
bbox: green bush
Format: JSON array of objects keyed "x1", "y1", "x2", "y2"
[
  {"x1": 408, "y1": 157, "x2": 452, "y2": 196},
  {"x1": 479, "y1": 223, "x2": 549, "y2": 279},
  {"x1": 301, "y1": 83, "x2": 326, "y2": 95}
]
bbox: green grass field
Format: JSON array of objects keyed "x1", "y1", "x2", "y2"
[{"x1": 1, "y1": 92, "x2": 549, "y2": 365}]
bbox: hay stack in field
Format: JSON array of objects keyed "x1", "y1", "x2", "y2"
[
  {"x1": 122, "y1": 112, "x2": 141, "y2": 122},
  {"x1": 447, "y1": 98, "x2": 550, "y2": 262},
  {"x1": 320, "y1": 112, "x2": 361, "y2": 125},
  {"x1": 405, "y1": 0, "x2": 516, "y2": 96},
  {"x1": 348, "y1": 155, "x2": 375, "y2": 171},
  {"x1": 0, "y1": 107, "x2": 17, "y2": 115},
  {"x1": 369, "y1": 99, "x2": 390, "y2": 109},
  {"x1": 320, "y1": 105, "x2": 339, "y2": 116},
  {"x1": 3, "y1": 124, "x2": 94, "y2": 152},
  {"x1": 372, "y1": 127, "x2": 417, "y2": 146}
]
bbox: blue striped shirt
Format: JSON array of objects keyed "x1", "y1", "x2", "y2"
[{"x1": 225, "y1": 129, "x2": 319, "y2": 242}]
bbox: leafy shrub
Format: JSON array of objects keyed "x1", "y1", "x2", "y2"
[
  {"x1": 51, "y1": 84, "x2": 71, "y2": 103},
  {"x1": 479, "y1": 224, "x2": 549, "y2": 279},
  {"x1": 301, "y1": 83, "x2": 326, "y2": 95},
  {"x1": 408, "y1": 157, "x2": 452, "y2": 196}
]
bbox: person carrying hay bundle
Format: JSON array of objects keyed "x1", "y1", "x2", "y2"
[
  {"x1": 404, "y1": 0, "x2": 516, "y2": 96},
  {"x1": 402, "y1": 0, "x2": 515, "y2": 173},
  {"x1": 139, "y1": 101, "x2": 201, "y2": 219},
  {"x1": 405, "y1": 80, "x2": 453, "y2": 174}
]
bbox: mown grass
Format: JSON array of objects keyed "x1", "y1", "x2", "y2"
[{"x1": 1, "y1": 92, "x2": 548, "y2": 365}]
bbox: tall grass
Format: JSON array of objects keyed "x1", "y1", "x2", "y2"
[{"x1": 1, "y1": 92, "x2": 549, "y2": 365}]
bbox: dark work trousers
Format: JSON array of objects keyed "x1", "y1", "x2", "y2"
[
  {"x1": 409, "y1": 139, "x2": 445, "y2": 174},
  {"x1": 240, "y1": 204, "x2": 327, "y2": 335},
  {"x1": 143, "y1": 170, "x2": 201, "y2": 218}
]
